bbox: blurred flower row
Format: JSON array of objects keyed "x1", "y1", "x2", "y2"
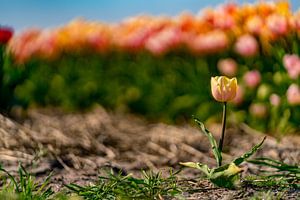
[
  {"x1": 3, "y1": 1, "x2": 300, "y2": 134},
  {"x1": 7, "y1": 1, "x2": 300, "y2": 63}
]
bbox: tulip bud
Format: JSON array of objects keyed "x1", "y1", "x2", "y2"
[
  {"x1": 245, "y1": 15, "x2": 263, "y2": 35},
  {"x1": 286, "y1": 84, "x2": 300, "y2": 105},
  {"x1": 234, "y1": 34, "x2": 258, "y2": 57},
  {"x1": 211, "y1": 76, "x2": 237, "y2": 102},
  {"x1": 243, "y1": 70, "x2": 261, "y2": 89},
  {"x1": 257, "y1": 84, "x2": 271, "y2": 101},
  {"x1": 217, "y1": 58, "x2": 238, "y2": 77},
  {"x1": 0, "y1": 26, "x2": 13, "y2": 45},
  {"x1": 249, "y1": 103, "x2": 268, "y2": 118},
  {"x1": 273, "y1": 72, "x2": 284, "y2": 85},
  {"x1": 266, "y1": 14, "x2": 288, "y2": 36},
  {"x1": 269, "y1": 94, "x2": 281, "y2": 107},
  {"x1": 282, "y1": 54, "x2": 300, "y2": 79}
]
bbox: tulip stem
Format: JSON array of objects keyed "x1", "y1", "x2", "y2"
[{"x1": 218, "y1": 102, "x2": 227, "y2": 166}]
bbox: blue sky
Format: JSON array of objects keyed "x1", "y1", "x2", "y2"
[{"x1": 1, "y1": 0, "x2": 299, "y2": 32}]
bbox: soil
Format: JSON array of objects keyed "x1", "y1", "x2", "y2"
[{"x1": 0, "y1": 106, "x2": 299, "y2": 199}]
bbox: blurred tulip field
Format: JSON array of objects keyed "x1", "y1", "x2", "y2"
[{"x1": 2, "y1": 1, "x2": 300, "y2": 134}]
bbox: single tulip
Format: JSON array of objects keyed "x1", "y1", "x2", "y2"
[
  {"x1": 249, "y1": 103, "x2": 268, "y2": 118},
  {"x1": 0, "y1": 26, "x2": 13, "y2": 45},
  {"x1": 217, "y1": 58, "x2": 238, "y2": 77},
  {"x1": 234, "y1": 34, "x2": 258, "y2": 57},
  {"x1": 286, "y1": 84, "x2": 300, "y2": 105},
  {"x1": 270, "y1": 93, "x2": 281, "y2": 107},
  {"x1": 243, "y1": 70, "x2": 261, "y2": 88},
  {"x1": 211, "y1": 76, "x2": 237, "y2": 102},
  {"x1": 283, "y1": 54, "x2": 300, "y2": 79},
  {"x1": 266, "y1": 14, "x2": 288, "y2": 36}
]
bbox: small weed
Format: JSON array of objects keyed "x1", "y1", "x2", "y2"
[
  {"x1": 0, "y1": 163, "x2": 54, "y2": 200},
  {"x1": 66, "y1": 169, "x2": 182, "y2": 200},
  {"x1": 246, "y1": 157, "x2": 300, "y2": 189}
]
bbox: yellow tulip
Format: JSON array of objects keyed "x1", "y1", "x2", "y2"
[{"x1": 211, "y1": 76, "x2": 237, "y2": 102}]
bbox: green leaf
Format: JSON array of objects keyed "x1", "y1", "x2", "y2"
[
  {"x1": 194, "y1": 117, "x2": 222, "y2": 167},
  {"x1": 209, "y1": 163, "x2": 243, "y2": 189},
  {"x1": 179, "y1": 162, "x2": 210, "y2": 176},
  {"x1": 248, "y1": 157, "x2": 300, "y2": 175},
  {"x1": 233, "y1": 136, "x2": 266, "y2": 166}
]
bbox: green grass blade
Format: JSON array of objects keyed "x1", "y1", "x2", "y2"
[
  {"x1": 248, "y1": 157, "x2": 300, "y2": 174},
  {"x1": 0, "y1": 166, "x2": 20, "y2": 193},
  {"x1": 65, "y1": 183, "x2": 84, "y2": 192},
  {"x1": 36, "y1": 171, "x2": 53, "y2": 195},
  {"x1": 233, "y1": 136, "x2": 266, "y2": 166},
  {"x1": 194, "y1": 117, "x2": 222, "y2": 167}
]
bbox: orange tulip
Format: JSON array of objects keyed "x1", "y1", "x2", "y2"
[{"x1": 211, "y1": 76, "x2": 237, "y2": 102}]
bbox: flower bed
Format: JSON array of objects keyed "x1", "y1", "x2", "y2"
[{"x1": 3, "y1": 1, "x2": 300, "y2": 133}]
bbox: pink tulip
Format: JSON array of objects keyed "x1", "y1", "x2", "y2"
[
  {"x1": 217, "y1": 58, "x2": 238, "y2": 77},
  {"x1": 249, "y1": 103, "x2": 268, "y2": 118},
  {"x1": 189, "y1": 31, "x2": 228, "y2": 54},
  {"x1": 243, "y1": 70, "x2": 261, "y2": 88},
  {"x1": 283, "y1": 54, "x2": 300, "y2": 79},
  {"x1": 8, "y1": 28, "x2": 41, "y2": 63},
  {"x1": 34, "y1": 31, "x2": 58, "y2": 59},
  {"x1": 145, "y1": 27, "x2": 182, "y2": 55},
  {"x1": 213, "y1": 13, "x2": 234, "y2": 30},
  {"x1": 234, "y1": 34, "x2": 258, "y2": 57},
  {"x1": 287, "y1": 84, "x2": 300, "y2": 105},
  {"x1": 283, "y1": 54, "x2": 299, "y2": 69},
  {"x1": 266, "y1": 14, "x2": 288, "y2": 36},
  {"x1": 269, "y1": 94, "x2": 281, "y2": 106}
]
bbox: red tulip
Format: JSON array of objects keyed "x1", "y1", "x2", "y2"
[{"x1": 0, "y1": 26, "x2": 13, "y2": 45}]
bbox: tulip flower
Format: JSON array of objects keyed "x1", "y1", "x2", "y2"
[
  {"x1": 283, "y1": 54, "x2": 300, "y2": 79},
  {"x1": 211, "y1": 76, "x2": 237, "y2": 103},
  {"x1": 211, "y1": 76, "x2": 237, "y2": 166},
  {"x1": 0, "y1": 26, "x2": 13, "y2": 75},
  {"x1": 266, "y1": 14, "x2": 288, "y2": 36},
  {"x1": 245, "y1": 15, "x2": 263, "y2": 35},
  {"x1": 145, "y1": 27, "x2": 182, "y2": 55},
  {"x1": 270, "y1": 93, "x2": 281, "y2": 107},
  {"x1": 249, "y1": 103, "x2": 268, "y2": 118},
  {"x1": 181, "y1": 75, "x2": 265, "y2": 189},
  {"x1": 0, "y1": 26, "x2": 13, "y2": 45},
  {"x1": 234, "y1": 34, "x2": 258, "y2": 57},
  {"x1": 243, "y1": 70, "x2": 261, "y2": 88},
  {"x1": 217, "y1": 58, "x2": 238, "y2": 77},
  {"x1": 189, "y1": 31, "x2": 228, "y2": 54},
  {"x1": 286, "y1": 84, "x2": 300, "y2": 105}
]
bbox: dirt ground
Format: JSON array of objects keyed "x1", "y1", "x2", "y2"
[{"x1": 0, "y1": 106, "x2": 299, "y2": 199}]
